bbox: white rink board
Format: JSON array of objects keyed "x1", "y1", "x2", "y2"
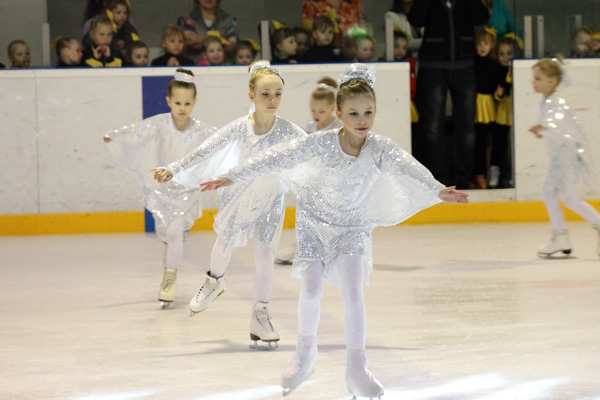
[{"x1": 0, "y1": 64, "x2": 410, "y2": 215}]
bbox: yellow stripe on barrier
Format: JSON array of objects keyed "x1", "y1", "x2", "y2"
[{"x1": 1, "y1": 200, "x2": 600, "y2": 235}]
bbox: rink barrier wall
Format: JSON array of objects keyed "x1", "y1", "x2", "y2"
[
  {"x1": 2, "y1": 201, "x2": 599, "y2": 235},
  {"x1": 3, "y1": 60, "x2": 600, "y2": 235}
]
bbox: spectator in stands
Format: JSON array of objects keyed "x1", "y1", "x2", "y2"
[
  {"x1": 7, "y1": 40, "x2": 31, "y2": 68},
  {"x1": 55, "y1": 37, "x2": 84, "y2": 67},
  {"x1": 124, "y1": 41, "x2": 149, "y2": 66},
  {"x1": 105, "y1": 0, "x2": 140, "y2": 57},
  {"x1": 303, "y1": 16, "x2": 343, "y2": 63},
  {"x1": 293, "y1": 27, "x2": 311, "y2": 60},
  {"x1": 571, "y1": 26, "x2": 600, "y2": 58},
  {"x1": 351, "y1": 33, "x2": 375, "y2": 62},
  {"x1": 479, "y1": 0, "x2": 522, "y2": 41},
  {"x1": 385, "y1": 0, "x2": 423, "y2": 56},
  {"x1": 82, "y1": 15, "x2": 122, "y2": 67},
  {"x1": 151, "y1": 25, "x2": 194, "y2": 66},
  {"x1": 197, "y1": 33, "x2": 229, "y2": 66},
  {"x1": 271, "y1": 27, "x2": 298, "y2": 64},
  {"x1": 232, "y1": 40, "x2": 258, "y2": 65},
  {"x1": 178, "y1": 0, "x2": 238, "y2": 63},
  {"x1": 82, "y1": 0, "x2": 136, "y2": 38},
  {"x1": 409, "y1": 0, "x2": 489, "y2": 189},
  {"x1": 301, "y1": 0, "x2": 337, "y2": 32}
]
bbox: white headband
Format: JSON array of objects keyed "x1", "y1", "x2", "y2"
[
  {"x1": 174, "y1": 71, "x2": 194, "y2": 83},
  {"x1": 338, "y1": 63, "x2": 376, "y2": 89},
  {"x1": 249, "y1": 61, "x2": 283, "y2": 81},
  {"x1": 316, "y1": 83, "x2": 337, "y2": 95}
]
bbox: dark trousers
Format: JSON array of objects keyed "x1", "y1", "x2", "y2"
[{"x1": 414, "y1": 66, "x2": 477, "y2": 188}]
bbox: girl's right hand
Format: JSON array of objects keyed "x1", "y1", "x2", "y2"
[
  {"x1": 200, "y1": 178, "x2": 233, "y2": 192},
  {"x1": 92, "y1": 45, "x2": 103, "y2": 59},
  {"x1": 103, "y1": 136, "x2": 111, "y2": 143},
  {"x1": 495, "y1": 84, "x2": 504, "y2": 97},
  {"x1": 151, "y1": 168, "x2": 173, "y2": 183}
]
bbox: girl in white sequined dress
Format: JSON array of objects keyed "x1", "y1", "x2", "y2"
[
  {"x1": 275, "y1": 76, "x2": 343, "y2": 264},
  {"x1": 529, "y1": 58, "x2": 600, "y2": 257},
  {"x1": 104, "y1": 68, "x2": 217, "y2": 308},
  {"x1": 153, "y1": 61, "x2": 306, "y2": 348},
  {"x1": 200, "y1": 64, "x2": 468, "y2": 398}
]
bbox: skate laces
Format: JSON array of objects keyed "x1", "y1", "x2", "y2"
[
  {"x1": 256, "y1": 308, "x2": 274, "y2": 331},
  {"x1": 195, "y1": 279, "x2": 217, "y2": 302}
]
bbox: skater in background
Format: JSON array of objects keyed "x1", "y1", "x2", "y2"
[
  {"x1": 104, "y1": 69, "x2": 217, "y2": 307},
  {"x1": 529, "y1": 57, "x2": 600, "y2": 257},
  {"x1": 199, "y1": 64, "x2": 468, "y2": 397},
  {"x1": 153, "y1": 61, "x2": 306, "y2": 349},
  {"x1": 275, "y1": 76, "x2": 343, "y2": 265}
]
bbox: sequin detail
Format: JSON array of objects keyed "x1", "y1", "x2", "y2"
[
  {"x1": 538, "y1": 94, "x2": 591, "y2": 192},
  {"x1": 226, "y1": 129, "x2": 444, "y2": 287},
  {"x1": 105, "y1": 113, "x2": 217, "y2": 241},
  {"x1": 166, "y1": 115, "x2": 306, "y2": 255}
]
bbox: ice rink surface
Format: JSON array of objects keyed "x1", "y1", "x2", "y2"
[{"x1": 1, "y1": 222, "x2": 599, "y2": 400}]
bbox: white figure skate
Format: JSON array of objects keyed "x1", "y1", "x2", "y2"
[
  {"x1": 158, "y1": 268, "x2": 177, "y2": 309},
  {"x1": 346, "y1": 343, "x2": 384, "y2": 399},
  {"x1": 538, "y1": 229, "x2": 572, "y2": 258},
  {"x1": 249, "y1": 302, "x2": 280, "y2": 350},
  {"x1": 188, "y1": 272, "x2": 226, "y2": 316},
  {"x1": 275, "y1": 242, "x2": 296, "y2": 265},
  {"x1": 281, "y1": 333, "x2": 318, "y2": 396},
  {"x1": 488, "y1": 165, "x2": 500, "y2": 188}
]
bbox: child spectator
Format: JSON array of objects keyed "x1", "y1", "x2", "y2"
[
  {"x1": 352, "y1": 34, "x2": 374, "y2": 62},
  {"x1": 54, "y1": 37, "x2": 83, "y2": 67},
  {"x1": 82, "y1": 16, "x2": 122, "y2": 67},
  {"x1": 124, "y1": 41, "x2": 149, "y2": 66},
  {"x1": 105, "y1": 0, "x2": 140, "y2": 56},
  {"x1": 570, "y1": 26, "x2": 600, "y2": 58},
  {"x1": 232, "y1": 39, "x2": 258, "y2": 65},
  {"x1": 473, "y1": 27, "x2": 503, "y2": 189},
  {"x1": 303, "y1": 16, "x2": 343, "y2": 63},
  {"x1": 7, "y1": 40, "x2": 31, "y2": 68},
  {"x1": 490, "y1": 34, "x2": 521, "y2": 188},
  {"x1": 197, "y1": 33, "x2": 228, "y2": 66},
  {"x1": 293, "y1": 27, "x2": 311, "y2": 60},
  {"x1": 151, "y1": 25, "x2": 194, "y2": 66},
  {"x1": 271, "y1": 27, "x2": 298, "y2": 64}
]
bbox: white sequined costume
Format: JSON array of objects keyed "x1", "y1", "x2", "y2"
[
  {"x1": 224, "y1": 129, "x2": 444, "y2": 286},
  {"x1": 106, "y1": 113, "x2": 217, "y2": 241},
  {"x1": 301, "y1": 118, "x2": 343, "y2": 134},
  {"x1": 167, "y1": 115, "x2": 306, "y2": 255},
  {"x1": 537, "y1": 93, "x2": 591, "y2": 192}
]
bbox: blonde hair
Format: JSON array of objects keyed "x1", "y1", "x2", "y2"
[
  {"x1": 312, "y1": 77, "x2": 337, "y2": 103},
  {"x1": 168, "y1": 68, "x2": 196, "y2": 97},
  {"x1": 533, "y1": 55, "x2": 564, "y2": 85},
  {"x1": 248, "y1": 60, "x2": 285, "y2": 91},
  {"x1": 336, "y1": 79, "x2": 376, "y2": 110},
  {"x1": 161, "y1": 24, "x2": 185, "y2": 43}
]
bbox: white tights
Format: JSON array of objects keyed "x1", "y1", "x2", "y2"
[
  {"x1": 165, "y1": 218, "x2": 186, "y2": 270},
  {"x1": 298, "y1": 255, "x2": 366, "y2": 344},
  {"x1": 543, "y1": 182, "x2": 600, "y2": 230},
  {"x1": 208, "y1": 236, "x2": 275, "y2": 304}
]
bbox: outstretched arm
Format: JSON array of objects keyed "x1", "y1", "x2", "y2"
[{"x1": 439, "y1": 186, "x2": 469, "y2": 203}]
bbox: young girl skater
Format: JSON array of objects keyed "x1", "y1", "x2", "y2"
[
  {"x1": 530, "y1": 58, "x2": 600, "y2": 257},
  {"x1": 153, "y1": 61, "x2": 306, "y2": 349},
  {"x1": 276, "y1": 77, "x2": 343, "y2": 264},
  {"x1": 104, "y1": 69, "x2": 217, "y2": 308},
  {"x1": 199, "y1": 64, "x2": 468, "y2": 398}
]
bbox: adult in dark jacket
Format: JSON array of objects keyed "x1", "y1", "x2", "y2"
[{"x1": 409, "y1": 0, "x2": 489, "y2": 189}]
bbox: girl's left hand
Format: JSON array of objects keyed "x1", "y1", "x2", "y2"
[
  {"x1": 200, "y1": 178, "x2": 233, "y2": 192},
  {"x1": 439, "y1": 186, "x2": 469, "y2": 204},
  {"x1": 528, "y1": 124, "x2": 544, "y2": 138}
]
